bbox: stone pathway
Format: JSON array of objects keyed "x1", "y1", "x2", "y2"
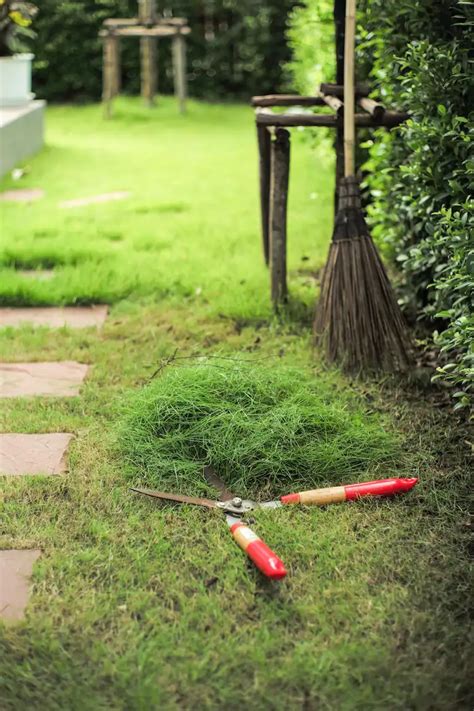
[
  {"x1": 59, "y1": 191, "x2": 130, "y2": 209},
  {"x1": 0, "y1": 361, "x2": 89, "y2": 397},
  {"x1": 1, "y1": 295, "x2": 107, "y2": 622},
  {"x1": 0, "y1": 188, "x2": 44, "y2": 203},
  {"x1": 0, "y1": 433, "x2": 74, "y2": 475},
  {"x1": 0, "y1": 306, "x2": 108, "y2": 329},
  {"x1": 0, "y1": 550, "x2": 42, "y2": 623}
]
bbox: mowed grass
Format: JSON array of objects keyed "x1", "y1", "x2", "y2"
[
  {"x1": 0, "y1": 97, "x2": 330, "y2": 319},
  {"x1": 0, "y1": 98, "x2": 472, "y2": 710}
]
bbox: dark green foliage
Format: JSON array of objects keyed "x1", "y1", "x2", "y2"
[
  {"x1": 33, "y1": 1, "x2": 136, "y2": 102},
  {"x1": 356, "y1": 0, "x2": 473, "y2": 409},
  {"x1": 285, "y1": 0, "x2": 334, "y2": 94},
  {"x1": 288, "y1": 0, "x2": 473, "y2": 409},
  {"x1": 0, "y1": 0, "x2": 37, "y2": 56},
  {"x1": 33, "y1": 0, "x2": 294, "y2": 102},
  {"x1": 118, "y1": 362, "x2": 400, "y2": 496}
]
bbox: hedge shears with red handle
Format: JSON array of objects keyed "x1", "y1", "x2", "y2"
[{"x1": 131, "y1": 468, "x2": 418, "y2": 581}]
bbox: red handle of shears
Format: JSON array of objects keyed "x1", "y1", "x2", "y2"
[{"x1": 227, "y1": 518, "x2": 287, "y2": 580}]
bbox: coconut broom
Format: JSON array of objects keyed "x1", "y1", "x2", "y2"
[{"x1": 314, "y1": 0, "x2": 411, "y2": 371}]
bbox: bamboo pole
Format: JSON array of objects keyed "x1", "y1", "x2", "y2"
[
  {"x1": 270, "y1": 128, "x2": 290, "y2": 307},
  {"x1": 172, "y1": 33, "x2": 187, "y2": 114},
  {"x1": 334, "y1": 0, "x2": 346, "y2": 212},
  {"x1": 344, "y1": 0, "x2": 356, "y2": 177},
  {"x1": 257, "y1": 124, "x2": 272, "y2": 265}
]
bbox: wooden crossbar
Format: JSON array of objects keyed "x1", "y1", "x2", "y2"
[
  {"x1": 108, "y1": 25, "x2": 190, "y2": 38},
  {"x1": 255, "y1": 110, "x2": 409, "y2": 128}
]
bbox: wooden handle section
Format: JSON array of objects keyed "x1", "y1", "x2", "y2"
[
  {"x1": 344, "y1": 0, "x2": 356, "y2": 176},
  {"x1": 281, "y1": 486, "x2": 346, "y2": 506},
  {"x1": 229, "y1": 521, "x2": 287, "y2": 579}
]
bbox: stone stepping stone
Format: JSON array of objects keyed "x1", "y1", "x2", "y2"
[
  {"x1": 0, "y1": 433, "x2": 73, "y2": 476},
  {"x1": 18, "y1": 270, "x2": 54, "y2": 281},
  {"x1": 59, "y1": 191, "x2": 130, "y2": 209},
  {"x1": 0, "y1": 188, "x2": 44, "y2": 203},
  {"x1": 0, "y1": 305, "x2": 108, "y2": 330},
  {"x1": 0, "y1": 362, "x2": 89, "y2": 398},
  {"x1": 0, "y1": 549, "x2": 41, "y2": 623}
]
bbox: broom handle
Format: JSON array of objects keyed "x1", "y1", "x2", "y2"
[{"x1": 344, "y1": 0, "x2": 356, "y2": 177}]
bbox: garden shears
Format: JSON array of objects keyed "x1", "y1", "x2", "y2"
[{"x1": 131, "y1": 468, "x2": 418, "y2": 581}]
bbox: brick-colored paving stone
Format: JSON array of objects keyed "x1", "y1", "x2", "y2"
[
  {"x1": 0, "y1": 362, "x2": 89, "y2": 397},
  {"x1": 59, "y1": 191, "x2": 130, "y2": 208},
  {"x1": 0, "y1": 305, "x2": 108, "y2": 329},
  {"x1": 0, "y1": 549, "x2": 41, "y2": 623},
  {"x1": 0, "y1": 433, "x2": 74, "y2": 475},
  {"x1": 0, "y1": 188, "x2": 44, "y2": 202}
]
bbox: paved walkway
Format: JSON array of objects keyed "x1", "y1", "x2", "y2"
[{"x1": 0, "y1": 306, "x2": 108, "y2": 621}]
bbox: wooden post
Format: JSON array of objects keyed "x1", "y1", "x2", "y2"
[
  {"x1": 172, "y1": 32, "x2": 187, "y2": 114},
  {"x1": 139, "y1": 0, "x2": 157, "y2": 106},
  {"x1": 257, "y1": 124, "x2": 271, "y2": 265},
  {"x1": 141, "y1": 37, "x2": 157, "y2": 105},
  {"x1": 111, "y1": 36, "x2": 121, "y2": 96},
  {"x1": 334, "y1": 0, "x2": 346, "y2": 213},
  {"x1": 269, "y1": 128, "x2": 290, "y2": 308},
  {"x1": 102, "y1": 32, "x2": 115, "y2": 118},
  {"x1": 343, "y1": 0, "x2": 356, "y2": 178},
  {"x1": 138, "y1": 0, "x2": 156, "y2": 22}
]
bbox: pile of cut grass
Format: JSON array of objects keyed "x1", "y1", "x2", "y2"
[{"x1": 118, "y1": 362, "x2": 401, "y2": 496}]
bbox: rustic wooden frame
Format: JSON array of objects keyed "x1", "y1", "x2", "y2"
[
  {"x1": 100, "y1": 1, "x2": 190, "y2": 117},
  {"x1": 252, "y1": 87, "x2": 409, "y2": 309}
]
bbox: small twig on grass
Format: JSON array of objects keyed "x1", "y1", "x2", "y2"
[
  {"x1": 148, "y1": 351, "x2": 281, "y2": 381},
  {"x1": 148, "y1": 347, "x2": 180, "y2": 380}
]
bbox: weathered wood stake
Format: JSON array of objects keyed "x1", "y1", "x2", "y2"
[
  {"x1": 102, "y1": 33, "x2": 115, "y2": 118},
  {"x1": 111, "y1": 36, "x2": 121, "y2": 96},
  {"x1": 270, "y1": 128, "x2": 290, "y2": 307},
  {"x1": 172, "y1": 33, "x2": 187, "y2": 114},
  {"x1": 141, "y1": 37, "x2": 157, "y2": 105},
  {"x1": 139, "y1": 0, "x2": 157, "y2": 106},
  {"x1": 257, "y1": 124, "x2": 271, "y2": 265}
]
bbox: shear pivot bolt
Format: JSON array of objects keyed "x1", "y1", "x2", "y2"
[{"x1": 231, "y1": 497, "x2": 243, "y2": 508}]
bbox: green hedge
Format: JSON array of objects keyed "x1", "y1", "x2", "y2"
[
  {"x1": 357, "y1": 0, "x2": 473, "y2": 411},
  {"x1": 288, "y1": 0, "x2": 473, "y2": 411},
  {"x1": 33, "y1": 0, "x2": 294, "y2": 102}
]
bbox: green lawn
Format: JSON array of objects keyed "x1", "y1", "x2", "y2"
[
  {"x1": 0, "y1": 98, "x2": 331, "y2": 318},
  {"x1": 0, "y1": 98, "x2": 471, "y2": 710}
]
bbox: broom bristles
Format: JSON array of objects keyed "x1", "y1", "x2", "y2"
[{"x1": 314, "y1": 177, "x2": 412, "y2": 372}]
